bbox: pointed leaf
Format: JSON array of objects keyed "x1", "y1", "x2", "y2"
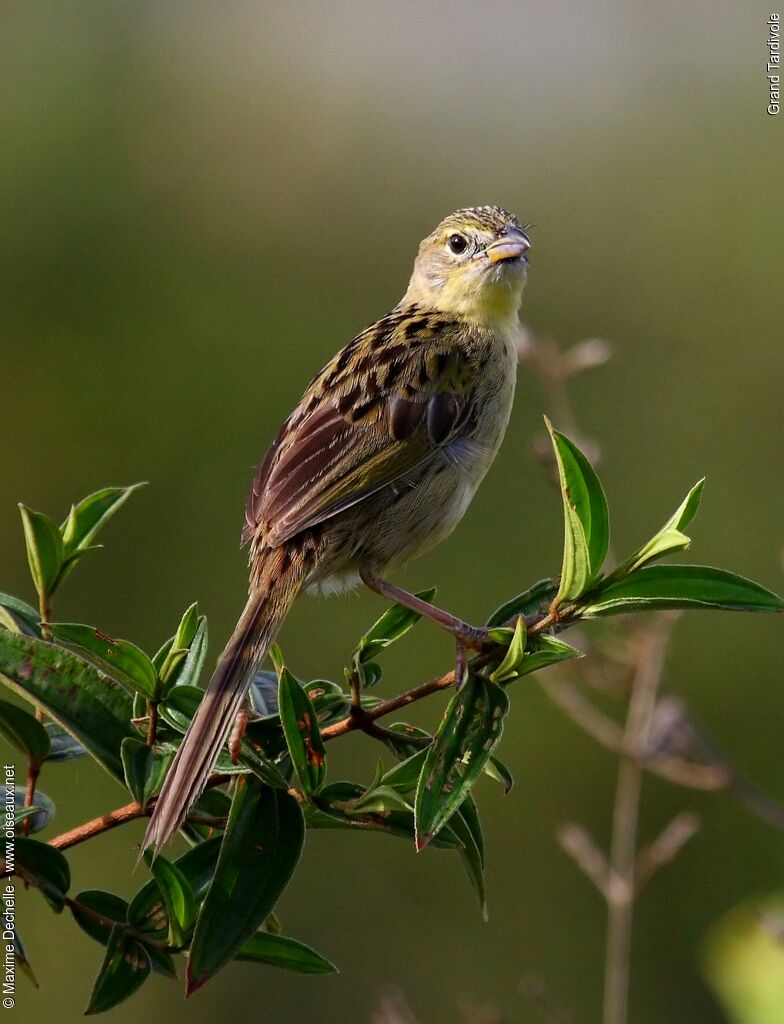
[
  {"x1": 85, "y1": 923, "x2": 151, "y2": 1015},
  {"x1": 354, "y1": 587, "x2": 436, "y2": 664},
  {"x1": 18, "y1": 505, "x2": 63, "y2": 598},
  {"x1": 415, "y1": 672, "x2": 509, "y2": 850},
  {"x1": 137, "y1": 852, "x2": 196, "y2": 947},
  {"x1": 486, "y1": 578, "x2": 559, "y2": 628},
  {"x1": 0, "y1": 698, "x2": 50, "y2": 760},
  {"x1": 236, "y1": 931, "x2": 337, "y2": 973},
  {"x1": 156, "y1": 604, "x2": 205, "y2": 691},
  {"x1": 0, "y1": 630, "x2": 136, "y2": 780},
  {"x1": 489, "y1": 616, "x2": 527, "y2": 683},
  {"x1": 379, "y1": 748, "x2": 429, "y2": 794},
  {"x1": 581, "y1": 565, "x2": 784, "y2": 616},
  {"x1": 278, "y1": 666, "x2": 327, "y2": 794},
  {"x1": 187, "y1": 780, "x2": 305, "y2": 993},
  {"x1": 14, "y1": 837, "x2": 70, "y2": 911},
  {"x1": 351, "y1": 786, "x2": 414, "y2": 814},
  {"x1": 484, "y1": 755, "x2": 514, "y2": 793},
  {"x1": 61, "y1": 484, "x2": 145, "y2": 557},
  {"x1": 49, "y1": 623, "x2": 157, "y2": 699},
  {"x1": 518, "y1": 635, "x2": 584, "y2": 676},
  {"x1": 120, "y1": 738, "x2": 174, "y2": 809},
  {"x1": 0, "y1": 593, "x2": 41, "y2": 637},
  {"x1": 545, "y1": 418, "x2": 610, "y2": 603},
  {"x1": 448, "y1": 798, "x2": 487, "y2": 919},
  {"x1": 611, "y1": 479, "x2": 705, "y2": 578},
  {"x1": 128, "y1": 836, "x2": 223, "y2": 933}
]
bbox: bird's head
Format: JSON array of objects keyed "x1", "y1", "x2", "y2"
[{"x1": 403, "y1": 206, "x2": 531, "y2": 324}]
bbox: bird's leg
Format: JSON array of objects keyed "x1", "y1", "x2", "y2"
[
  {"x1": 228, "y1": 699, "x2": 251, "y2": 765},
  {"x1": 361, "y1": 570, "x2": 491, "y2": 684}
]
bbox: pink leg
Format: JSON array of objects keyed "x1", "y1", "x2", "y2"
[{"x1": 361, "y1": 570, "x2": 490, "y2": 684}]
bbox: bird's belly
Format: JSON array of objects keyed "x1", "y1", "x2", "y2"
[
  {"x1": 307, "y1": 327, "x2": 519, "y2": 596},
  {"x1": 307, "y1": 439, "x2": 492, "y2": 595}
]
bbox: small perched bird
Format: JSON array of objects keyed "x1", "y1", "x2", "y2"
[{"x1": 141, "y1": 205, "x2": 531, "y2": 853}]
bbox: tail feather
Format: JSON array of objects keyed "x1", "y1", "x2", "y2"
[{"x1": 140, "y1": 550, "x2": 306, "y2": 855}]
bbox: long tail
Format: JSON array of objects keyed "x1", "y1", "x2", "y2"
[{"x1": 140, "y1": 547, "x2": 308, "y2": 855}]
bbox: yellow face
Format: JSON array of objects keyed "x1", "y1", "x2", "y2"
[{"x1": 403, "y1": 206, "x2": 531, "y2": 323}]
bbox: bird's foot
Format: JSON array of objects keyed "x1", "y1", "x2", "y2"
[{"x1": 228, "y1": 702, "x2": 251, "y2": 764}]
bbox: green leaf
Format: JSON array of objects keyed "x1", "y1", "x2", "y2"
[
  {"x1": 380, "y1": 722, "x2": 432, "y2": 759},
  {"x1": 18, "y1": 505, "x2": 63, "y2": 599},
  {"x1": 14, "y1": 837, "x2": 70, "y2": 911},
  {"x1": 378, "y1": 748, "x2": 429, "y2": 794},
  {"x1": 352, "y1": 786, "x2": 414, "y2": 814},
  {"x1": 49, "y1": 623, "x2": 158, "y2": 699},
  {"x1": 236, "y1": 931, "x2": 337, "y2": 974},
  {"x1": 448, "y1": 798, "x2": 487, "y2": 919},
  {"x1": 156, "y1": 604, "x2": 206, "y2": 692},
  {"x1": 415, "y1": 672, "x2": 509, "y2": 850},
  {"x1": 44, "y1": 722, "x2": 88, "y2": 762},
  {"x1": 489, "y1": 616, "x2": 527, "y2": 683},
  {"x1": 353, "y1": 587, "x2": 436, "y2": 664},
  {"x1": 306, "y1": 790, "x2": 464, "y2": 848},
  {"x1": 136, "y1": 853, "x2": 196, "y2": 947},
  {"x1": 611, "y1": 479, "x2": 705, "y2": 578},
  {"x1": 0, "y1": 698, "x2": 50, "y2": 760},
  {"x1": 71, "y1": 890, "x2": 129, "y2": 945},
  {"x1": 545, "y1": 418, "x2": 610, "y2": 604},
  {"x1": 486, "y1": 578, "x2": 559, "y2": 628},
  {"x1": 517, "y1": 635, "x2": 584, "y2": 676},
  {"x1": 0, "y1": 593, "x2": 41, "y2": 637},
  {"x1": 158, "y1": 684, "x2": 202, "y2": 731},
  {"x1": 187, "y1": 779, "x2": 305, "y2": 994},
  {"x1": 85, "y1": 924, "x2": 151, "y2": 1015},
  {"x1": 580, "y1": 565, "x2": 784, "y2": 617},
  {"x1": 484, "y1": 755, "x2": 514, "y2": 793},
  {"x1": 13, "y1": 787, "x2": 55, "y2": 833},
  {"x1": 0, "y1": 630, "x2": 136, "y2": 781},
  {"x1": 61, "y1": 484, "x2": 145, "y2": 557},
  {"x1": 278, "y1": 666, "x2": 327, "y2": 795},
  {"x1": 72, "y1": 890, "x2": 177, "y2": 979},
  {"x1": 120, "y1": 738, "x2": 174, "y2": 809},
  {"x1": 128, "y1": 836, "x2": 223, "y2": 934}
]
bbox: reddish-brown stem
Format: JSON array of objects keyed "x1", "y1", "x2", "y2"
[
  {"x1": 146, "y1": 701, "x2": 159, "y2": 747},
  {"x1": 32, "y1": 602, "x2": 574, "y2": 859},
  {"x1": 21, "y1": 758, "x2": 42, "y2": 837}
]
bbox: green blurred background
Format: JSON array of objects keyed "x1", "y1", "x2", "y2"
[{"x1": 1, "y1": 2, "x2": 782, "y2": 1021}]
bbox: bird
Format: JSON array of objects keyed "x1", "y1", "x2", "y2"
[{"x1": 141, "y1": 205, "x2": 531, "y2": 854}]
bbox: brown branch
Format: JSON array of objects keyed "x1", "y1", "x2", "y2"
[
  {"x1": 557, "y1": 822, "x2": 609, "y2": 897},
  {"x1": 538, "y1": 675, "x2": 730, "y2": 792},
  {"x1": 42, "y1": 773, "x2": 232, "y2": 856},
  {"x1": 48, "y1": 800, "x2": 147, "y2": 852},
  {"x1": 603, "y1": 615, "x2": 674, "y2": 1024},
  {"x1": 633, "y1": 811, "x2": 700, "y2": 895},
  {"x1": 21, "y1": 758, "x2": 42, "y2": 837}
]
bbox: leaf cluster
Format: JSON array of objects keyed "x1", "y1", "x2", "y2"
[{"x1": 0, "y1": 424, "x2": 780, "y2": 1011}]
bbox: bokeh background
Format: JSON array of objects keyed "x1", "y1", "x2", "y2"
[{"x1": 1, "y1": 2, "x2": 782, "y2": 1022}]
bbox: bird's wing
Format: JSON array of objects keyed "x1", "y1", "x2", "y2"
[{"x1": 242, "y1": 312, "x2": 475, "y2": 548}]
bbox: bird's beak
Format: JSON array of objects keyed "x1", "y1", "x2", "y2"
[{"x1": 485, "y1": 226, "x2": 531, "y2": 265}]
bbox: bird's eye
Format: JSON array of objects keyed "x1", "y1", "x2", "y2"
[{"x1": 447, "y1": 233, "x2": 468, "y2": 255}]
